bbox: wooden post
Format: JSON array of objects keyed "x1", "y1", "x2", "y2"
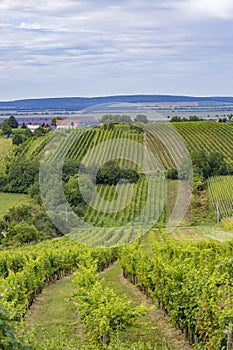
[
  {"x1": 65, "y1": 206, "x2": 68, "y2": 223},
  {"x1": 216, "y1": 200, "x2": 220, "y2": 224},
  {"x1": 224, "y1": 321, "x2": 232, "y2": 350}
]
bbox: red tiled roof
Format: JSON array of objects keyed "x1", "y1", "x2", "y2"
[{"x1": 56, "y1": 119, "x2": 80, "y2": 126}]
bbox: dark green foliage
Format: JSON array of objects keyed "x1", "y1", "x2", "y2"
[
  {"x1": 1, "y1": 120, "x2": 12, "y2": 136},
  {"x1": 0, "y1": 299, "x2": 33, "y2": 349},
  {"x1": 8, "y1": 116, "x2": 18, "y2": 129},
  {"x1": 134, "y1": 115, "x2": 148, "y2": 123},
  {"x1": 188, "y1": 115, "x2": 202, "y2": 121},
  {"x1": 7, "y1": 222, "x2": 40, "y2": 245},
  {"x1": 170, "y1": 115, "x2": 202, "y2": 122},
  {"x1": 191, "y1": 150, "x2": 229, "y2": 179},
  {"x1": 166, "y1": 168, "x2": 178, "y2": 180},
  {"x1": 33, "y1": 126, "x2": 46, "y2": 137},
  {"x1": 4, "y1": 204, "x2": 32, "y2": 224},
  {"x1": 12, "y1": 134, "x2": 24, "y2": 145},
  {"x1": 103, "y1": 122, "x2": 115, "y2": 130},
  {"x1": 96, "y1": 161, "x2": 139, "y2": 185},
  {"x1": 64, "y1": 174, "x2": 93, "y2": 208},
  {"x1": 130, "y1": 124, "x2": 143, "y2": 132},
  {"x1": 23, "y1": 128, "x2": 33, "y2": 138},
  {"x1": 118, "y1": 168, "x2": 140, "y2": 184},
  {"x1": 0, "y1": 203, "x2": 63, "y2": 246},
  {"x1": 51, "y1": 116, "x2": 63, "y2": 126},
  {"x1": 2, "y1": 159, "x2": 39, "y2": 193},
  {"x1": 100, "y1": 114, "x2": 133, "y2": 125},
  {"x1": 169, "y1": 116, "x2": 181, "y2": 122},
  {"x1": 62, "y1": 159, "x2": 80, "y2": 183}
]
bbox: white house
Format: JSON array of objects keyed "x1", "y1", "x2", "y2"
[
  {"x1": 27, "y1": 124, "x2": 40, "y2": 132},
  {"x1": 56, "y1": 119, "x2": 80, "y2": 129}
]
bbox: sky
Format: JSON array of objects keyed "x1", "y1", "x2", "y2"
[{"x1": 1, "y1": 0, "x2": 233, "y2": 100}]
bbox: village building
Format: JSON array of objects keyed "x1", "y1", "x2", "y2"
[
  {"x1": 56, "y1": 119, "x2": 80, "y2": 129},
  {"x1": 27, "y1": 124, "x2": 40, "y2": 132}
]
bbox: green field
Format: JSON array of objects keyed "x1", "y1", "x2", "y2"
[
  {"x1": 208, "y1": 175, "x2": 233, "y2": 219},
  {"x1": 1, "y1": 122, "x2": 233, "y2": 350},
  {"x1": 174, "y1": 121, "x2": 233, "y2": 162},
  {"x1": 0, "y1": 137, "x2": 12, "y2": 160},
  {"x1": 0, "y1": 192, "x2": 28, "y2": 216}
]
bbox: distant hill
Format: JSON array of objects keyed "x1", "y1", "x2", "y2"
[{"x1": 1, "y1": 95, "x2": 233, "y2": 111}]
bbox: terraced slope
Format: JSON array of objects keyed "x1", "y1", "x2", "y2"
[{"x1": 173, "y1": 122, "x2": 233, "y2": 162}]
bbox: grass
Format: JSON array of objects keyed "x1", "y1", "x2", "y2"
[
  {"x1": 101, "y1": 263, "x2": 193, "y2": 350},
  {"x1": 143, "y1": 226, "x2": 233, "y2": 242},
  {"x1": 0, "y1": 192, "x2": 28, "y2": 216},
  {"x1": 25, "y1": 275, "x2": 84, "y2": 350},
  {"x1": 25, "y1": 263, "x2": 193, "y2": 350},
  {"x1": 170, "y1": 227, "x2": 210, "y2": 241},
  {"x1": 198, "y1": 225, "x2": 233, "y2": 242},
  {"x1": 0, "y1": 137, "x2": 12, "y2": 160}
]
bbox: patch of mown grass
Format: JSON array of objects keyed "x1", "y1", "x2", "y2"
[
  {"x1": 0, "y1": 192, "x2": 28, "y2": 217},
  {"x1": 26, "y1": 275, "x2": 84, "y2": 350},
  {"x1": 102, "y1": 263, "x2": 192, "y2": 350},
  {"x1": 25, "y1": 263, "x2": 192, "y2": 350}
]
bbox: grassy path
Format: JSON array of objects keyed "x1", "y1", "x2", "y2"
[
  {"x1": 26, "y1": 263, "x2": 193, "y2": 350},
  {"x1": 101, "y1": 263, "x2": 193, "y2": 350},
  {"x1": 25, "y1": 276, "x2": 84, "y2": 349}
]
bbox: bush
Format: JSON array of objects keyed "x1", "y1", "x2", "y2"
[{"x1": 166, "y1": 168, "x2": 178, "y2": 180}]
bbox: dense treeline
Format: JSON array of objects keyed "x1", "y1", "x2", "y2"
[
  {"x1": 170, "y1": 115, "x2": 202, "y2": 122},
  {"x1": 0, "y1": 203, "x2": 63, "y2": 246}
]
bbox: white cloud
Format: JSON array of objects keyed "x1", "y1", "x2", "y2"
[
  {"x1": 176, "y1": 0, "x2": 233, "y2": 19},
  {"x1": 0, "y1": 0, "x2": 233, "y2": 99}
]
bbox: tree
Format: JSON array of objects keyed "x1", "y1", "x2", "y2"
[
  {"x1": 119, "y1": 168, "x2": 139, "y2": 183},
  {"x1": 21, "y1": 122, "x2": 27, "y2": 129},
  {"x1": 228, "y1": 114, "x2": 233, "y2": 122},
  {"x1": 166, "y1": 168, "x2": 178, "y2": 180},
  {"x1": 191, "y1": 150, "x2": 228, "y2": 179},
  {"x1": 188, "y1": 115, "x2": 201, "y2": 122},
  {"x1": 23, "y1": 127, "x2": 33, "y2": 138},
  {"x1": 100, "y1": 114, "x2": 132, "y2": 125},
  {"x1": 96, "y1": 161, "x2": 139, "y2": 185},
  {"x1": 51, "y1": 116, "x2": 63, "y2": 126},
  {"x1": 1, "y1": 119, "x2": 12, "y2": 136},
  {"x1": 4, "y1": 204, "x2": 32, "y2": 224},
  {"x1": 134, "y1": 114, "x2": 148, "y2": 123},
  {"x1": 65, "y1": 174, "x2": 93, "y2": 208},
  {"x1": 208, "y1": 152, "x2": 227, "y2": 177},
  {"x1": 170, "y1": 116, "x2": 181, "y2": 122},
  {"x1": 96, "y1": 161, "x2": 120, "y2": 185},
  {"x1": 8, "y1": 115, "x2": 18, "y2": 128},
  {"x1": 191, "y1": 150, "x2": 209, "y2": 178},
  {"x1": 12, "y1": 133, "x2": 24, "y2": 145},
  {"x1": 62, "y1": 159, "x2": 80, "y2": 183},
  {"x1": 34, "y1": 126, "x2": 46, "y2": 137},
  {"x1": 3, "y1": 159, "x2": 39, "y2": 193},
  {"x1": 7, "y1": 222, "x2": 40, "y2": 244}
]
